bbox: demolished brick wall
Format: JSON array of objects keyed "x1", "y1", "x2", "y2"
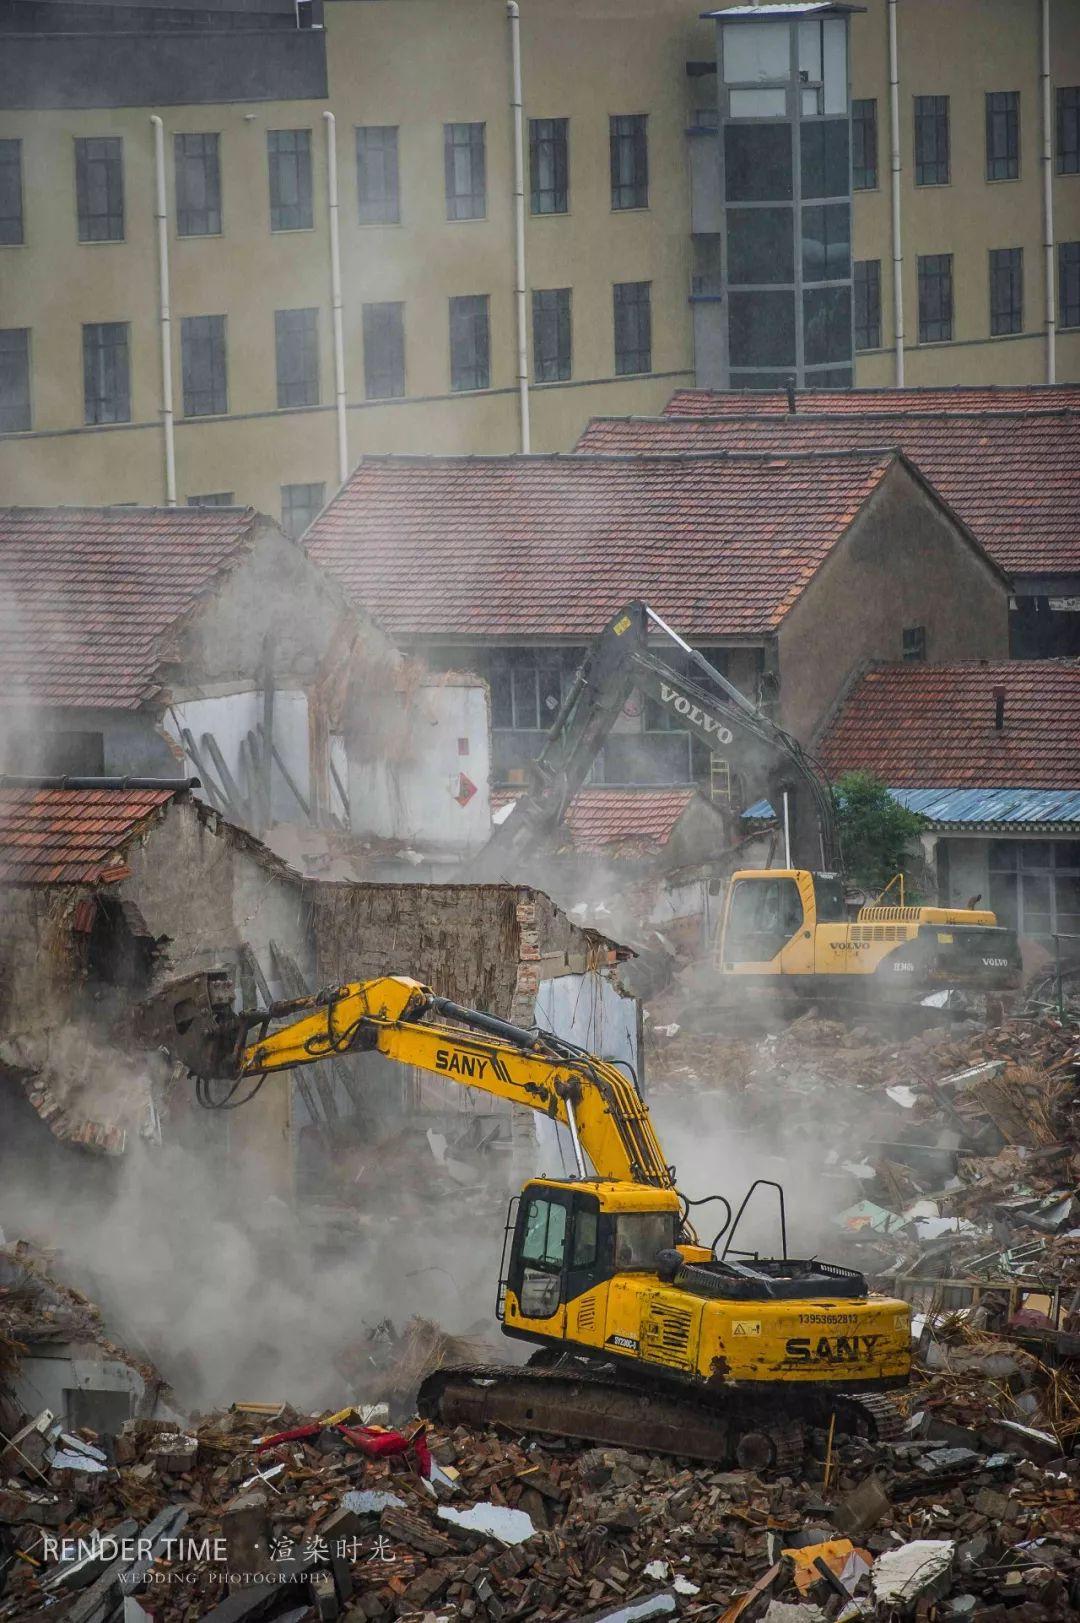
[{"x1": 310, "y1": 883, "x2": 619, "y2": 1024}]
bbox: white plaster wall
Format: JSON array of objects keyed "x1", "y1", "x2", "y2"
[
  {"x1": 350, "y1": 682, "x2": 492, "y2": 852},
  {"x1": 164, "y1": 690, "x2": 311, "y2": 824},
  {"x1": 530, "y1": 971, "x2": 641, "y2": 1178}
]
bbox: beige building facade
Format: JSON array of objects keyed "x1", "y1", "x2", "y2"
[{"x1": 0, "y1": 0, "x2": 1078, "y2": 520}]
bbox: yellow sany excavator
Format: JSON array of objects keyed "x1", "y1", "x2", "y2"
[{"x1": 144, "y1": 969, "x2": 912, "y2": 1468}]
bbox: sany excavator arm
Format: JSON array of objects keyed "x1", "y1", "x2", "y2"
[
  {"x1": 470, "y1": 600, "x2": 839, "y2": 880},
  {"x1": 142, "y1": 969, "x2": 675, "y2": 1193}
]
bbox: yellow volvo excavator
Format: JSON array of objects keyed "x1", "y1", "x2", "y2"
[
  {"x1": 144, "y1": 969, "x2": 912, "y2": 1468},
  {"x1": 473, "y1": 601, "x2": 1021, "y2": 1004}
]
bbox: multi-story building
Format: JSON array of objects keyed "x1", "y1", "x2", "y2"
[{"x1": 1, "y1": 0, "x2": 1078, "y2": 520}]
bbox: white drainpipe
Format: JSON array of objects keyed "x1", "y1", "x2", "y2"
[
  {"x1": 323, "y1": 110, "x2": 349, "y2": 485},
  {"x1": 887, "y1": 0, "x2": 904, "y2": 387},
  {"x1": 1041, "y1": 0, "x2": 1056, "y2": 384},
  {"x1": 150, "y1": 115, "x2": 177, "y2": 505},
  {"x1": 507, "y1": 1, "x2": 531, "y2": 453}
]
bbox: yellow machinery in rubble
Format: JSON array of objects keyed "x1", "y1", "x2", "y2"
[
  {"x1": 474, "y1": 601, "x2": 1021, "y2": 1003},
  {"x1": 145, "y1": 969, "x2": 912, "y2": 1467}
]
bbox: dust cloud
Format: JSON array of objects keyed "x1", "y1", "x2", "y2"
[{"x1": 0, "y1": 1112, "x2": 506, "y2": 1417}]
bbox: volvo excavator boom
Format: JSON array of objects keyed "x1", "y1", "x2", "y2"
[{"x1": 472, "y1": 599, "x2": 839, "y2": 881}]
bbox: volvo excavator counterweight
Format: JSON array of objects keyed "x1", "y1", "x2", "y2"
[
  {"x1": 141, "y1": 968, "x2": 912, "y2": 1469},
  {"x1": 473, "y1": 601, "x2": 1021, "y2": 1003}
]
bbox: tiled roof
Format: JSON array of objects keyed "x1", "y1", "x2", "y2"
[
  {"x1": 303, "y1": 451, "x2": 899, "y2": 638},
  {"x1": 664, "y1": 385, "x2": 1080, "y2": 417},
  {"x1": 493, "y1": 786, "x2": 698, "y2": 853},
  {"x1": 818, "y1": 662, "x2": 1080, "y2": 790},
  {"x1": 576, "y1": 411, "x2": 1080, "y2": 578},
  {"x1": 0, "y1": 506, "x2": 260, "y2": 709},
  {"x1": 0, "y1": 786, "x2": 176, "y2": 884}
]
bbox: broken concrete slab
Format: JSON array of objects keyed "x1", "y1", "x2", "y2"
[{"x1": 872, "y1": 1540, "x2": 956, "y2": 1609}]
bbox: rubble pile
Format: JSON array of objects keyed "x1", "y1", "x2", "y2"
[
  {"x1": 3, "y1": 1362, "x2": 1080, "y2": 1621},
  {"x1": 647, "y1": 1010, "x2": 1080, "y2": 1321},
  {"x1": 0, "y1": 1241, "x2": 159, "y2": 1397},
  {"x1": 3, "y1": 1008, "x2": 1080, "y2": 1618}
]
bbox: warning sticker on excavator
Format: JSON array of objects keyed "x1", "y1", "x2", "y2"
[{"x1": 732, "y1": 1320, "x2": 761, "y2": 1337}]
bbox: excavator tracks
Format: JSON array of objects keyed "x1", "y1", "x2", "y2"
[{"x1": 417, "y1": 1359, "x2": 904, "y2": 1471}]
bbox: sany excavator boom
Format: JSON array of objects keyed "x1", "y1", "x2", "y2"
[
  {"x1": 472, "y1": 601, "x2": 1021, "y2": 1002},
  {"x1": 143, "y1": 969, "x2": 912, "y2": 1468}
]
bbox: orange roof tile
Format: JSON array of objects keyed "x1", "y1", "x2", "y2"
[
  {"x1": 575, "y1": 410, "x2": 1080, "y2": 579},
  {"x1": 0, "y1": 786, "x2": 176, "y2": 884},
  {"x1": 303, "y1": 450, "x2": 900, "y2": 639},
  {"x1": 0, "y1": 506, "x2": 260, "y2": 709},
  {"x1": 494, "y1": 785, "x2": 699, "y2": 853},
  {"x1": 818, "y1": 662, "x2": 1080, "y2": 790}
]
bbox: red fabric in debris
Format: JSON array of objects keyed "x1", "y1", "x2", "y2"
[
  {"x1": 255, "y1": 1422, "x2": 323, "y2": 1453},
  {"x1": 338, "y1": 1424, "x2": 432, "y2": 1476}
]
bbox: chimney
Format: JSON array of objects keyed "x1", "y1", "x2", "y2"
[
  {"x1": 993, "y1": 684, "x2": 1006, "y2": 730},
  {"x1": 785, "y1": 377, "x2": 797, "y2": 414}
]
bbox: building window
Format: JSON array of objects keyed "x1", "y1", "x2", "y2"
[
  {"x1": 187, "y1": 492, "x2": 235, "y2": 507},
  {"x1": 274, "y1": 307, "x2": 319, "y2": 408},
  {"x1": 989, "y1": 840, "x2": 1080, "y2": 941},
  {"x1": 449, "y1": 294, "x2": 490, "y2": 391},
  {"x1": 281, "y1": 482, "x2": 325, "y2": 541},
  {"x1": 614, "y1": 281, "x2": 651, "y2": 374},
  {"x1": 852, "y1": 99, "x2": 877, "y2": 190},
  {"x1": 356, "y1": 126, "x2": 399, "y2": 224},
  {"x1": 914, "y1": 96, "x2": 949, "y2": 186},
  {"x1": 902, "y1": 625, "x2": 926, "y2": 662},
  {"x1": 1060, "y1": 242, "x2": 1080, "y2": 330},
  {"x1": 75, "y1": 136, "x2": 124, "y2": 241},
  {"x1": 1058, "y1": 87, "x2": 1080, "y2": 175},
  {"x1": 803, "y1": 286, "x2": 851, "y2": 367},
  {"x1": 362, "y1": 301, "x2": 406, "y2": 399},
  {"x1": 532, "y1": 287, "x2": 571, "y2": 382},
  {"x1": 82, "y1": 322, "x2": 130, "y2": 425},
  {"x1": 610, "y1": 114, "x2": 648, "y2": 210},
  {"x1": 444, "y1": 123, "x2": 486, "y2": 220},
  {"x1": 918, "y1": 253, "x2": 953, "y2": 342},
  {"x1": 0, "y1": 328, "x2": 31, "y2": 431},
  {"x1": 985, "y1": 91, "x2": 1019, "y2": 181},
  {"x1": 801, "y1": 203, "x2": 850, "y2": 282},
  {"x1": 0, "y1": 139, "x2": 24, "y2": 245},
  {"x1": 174, "y1": 133, "x2": 221, "y2": 236},
  {"x1": 529, "y1": 118, "x2": 568, "y2": 215},
  {"x1": 488, "y1": 649, "x2": 582, "y2": 781},
  {"x1": 854, "y1": 259, "x2": 881, "y2": 350},
  {"x1": 726, "y1": 124, "x2": 792, "y2": 202},
  {"x1": 989, "y1": 247, "x2": 1023, "y2": 336},
  {"x1": 181, "y1": 314, "x2": 227, "y2": 417},
  {"x1": 268, "y1": 129, "x2": 313, "y2": 232}
]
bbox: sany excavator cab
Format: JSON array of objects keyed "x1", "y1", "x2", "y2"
[{"x1": 718, "y1": 869, "x2": 1021, "y2": 1001}]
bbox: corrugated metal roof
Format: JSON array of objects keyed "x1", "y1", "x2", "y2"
[
  {"x1": 742, "y1": 787, "x2": 1080, "y2": 830},
  {"x1": 703, "y1": 4, "x2": 852, "y2": 16},
  {"x1": 891, "y1": 787, "x2": 1080, "y2": 828}
]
